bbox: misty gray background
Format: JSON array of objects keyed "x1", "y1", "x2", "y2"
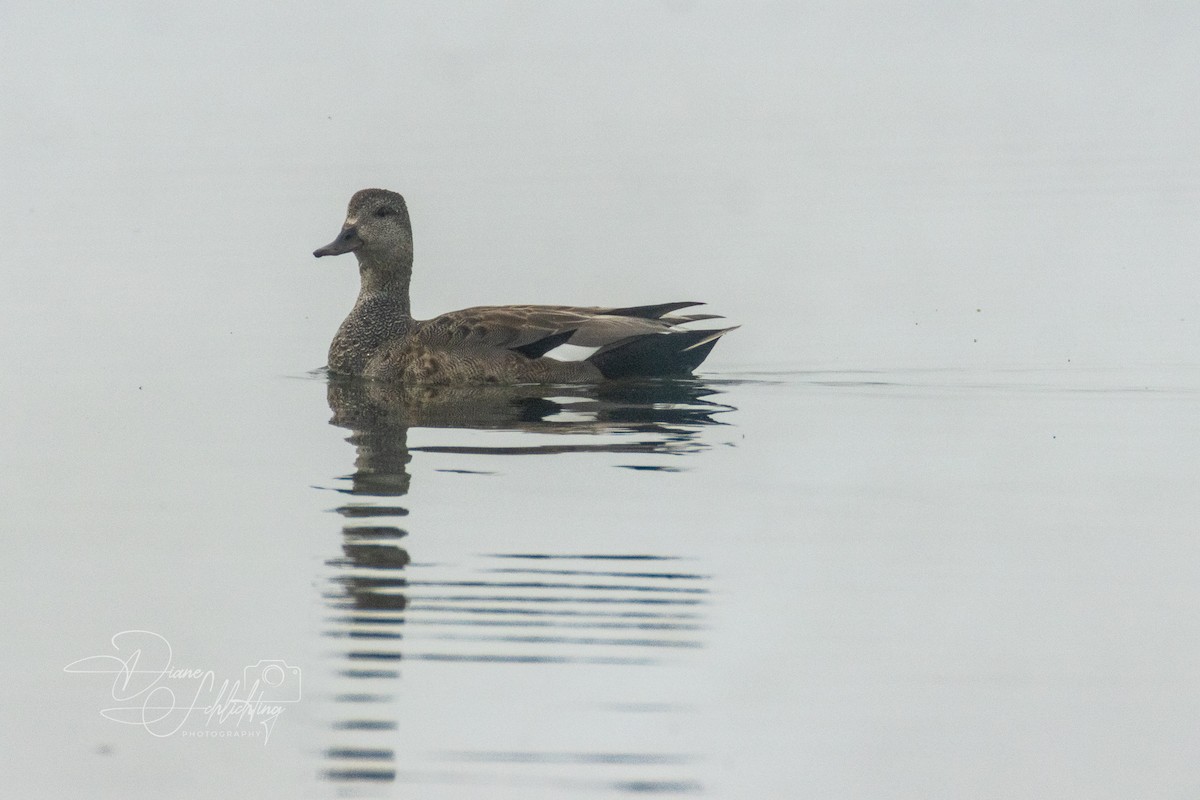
[
  {"x1": 6, "y1": 2, "x2": 1199, "y2": 376},
  {"x1": 4, "y1": 2, "x2": 1200, "y2": 798}
]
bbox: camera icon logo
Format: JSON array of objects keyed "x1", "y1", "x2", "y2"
[{"x1": 243, "y1": 660, "x2": 302, "y2": 703}]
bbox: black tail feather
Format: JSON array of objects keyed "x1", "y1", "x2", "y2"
[
  {"x1": 600, "y1": 301, "x2": 704, "y2": 320},
  {"x1": 587, "y1": 329, "x2": 728, "y2": 379}
]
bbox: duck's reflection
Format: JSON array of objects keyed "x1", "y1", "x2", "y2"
[
  {"x1": 319, "y1": 377, "x2": 732, "y2": 790},
  {"x1": 328, "y1": 378, "x2": 730, "y2": 446}
]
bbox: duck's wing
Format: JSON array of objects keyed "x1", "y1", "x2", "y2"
[{"x1": 415, "y1": 302, "x2": 720, "y2": 357}]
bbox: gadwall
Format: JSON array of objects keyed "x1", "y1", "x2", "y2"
[{"x1": 313, "y1": 189, "x2": 734, "y2": 384}]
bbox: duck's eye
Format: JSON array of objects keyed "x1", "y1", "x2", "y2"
[{"x1": 374, "y1": 206, "x2": 396, "y2": 218}]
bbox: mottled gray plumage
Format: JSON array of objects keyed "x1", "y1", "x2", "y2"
[{"x1": 313, "y1": 188, "x2": 734, "y2": 384}]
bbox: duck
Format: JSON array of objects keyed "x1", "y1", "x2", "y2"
[{"x1": 313, "y1": 188, "x2": 734, "y2": 384}]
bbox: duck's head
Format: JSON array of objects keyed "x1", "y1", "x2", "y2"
[{"x1": 314, "y1": 188, "x2": 413, "y2": 264}]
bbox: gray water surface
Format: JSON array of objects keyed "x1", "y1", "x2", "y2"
[{"x1": 7, "y1": 366, "x2": 1200, "y2": 797}]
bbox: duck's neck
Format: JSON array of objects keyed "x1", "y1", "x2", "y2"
[
  {"x1": 356, "y1": 248, "x2": 413, "y2": 316},
  {"x1": 328, "y1": 250, "x2": 414, "y2": 375}
]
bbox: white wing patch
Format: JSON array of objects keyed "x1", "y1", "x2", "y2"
[{"x1": 543, "y1": 343, "x2": 603, "y2": 362}]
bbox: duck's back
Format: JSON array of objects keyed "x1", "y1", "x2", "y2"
[{"x1": 348, "y1": 302, "x2": 729, "y2": 385}]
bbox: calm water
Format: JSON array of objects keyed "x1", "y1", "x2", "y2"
[
  {"x1": 5, "y1": 3, "x2": 1200, "y2": 797},
  {"x1": 7, "y1": 365, "x2": 1200, "y2": 797}
]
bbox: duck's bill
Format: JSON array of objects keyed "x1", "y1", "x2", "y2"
[{"x1": 313, "y1": 226, "x2": 362, "y2": 257}]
